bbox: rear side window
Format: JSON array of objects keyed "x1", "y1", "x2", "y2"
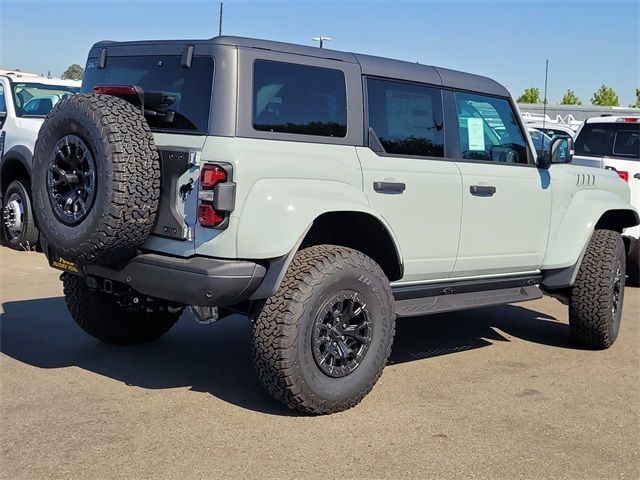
[
  {"x1": 82, "y1": 55, "x2": 214, "y2": 133},
  {"x1": 575, "y1": 123, "x2": 640, "y2": 159},
  {"x1": 252, "y1": 60, "x2": 347, "y2": 137},
  {"x1": 0, "y1": 84, "x2": 5, "y2": 112},
  {"x1": 455, "y1": 92, "x2": 529, "y2": 164},
  {"x1": 366, "y1": 78, "x2": 444, "y2": 157}
]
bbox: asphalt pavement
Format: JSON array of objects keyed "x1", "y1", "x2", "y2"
[{"x1": 1, "y1": 248, "x2": 638, "y2": 479}]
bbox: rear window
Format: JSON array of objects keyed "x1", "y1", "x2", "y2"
[
  {"x1": 575, "y1": 123, "x2": 640, "y2": 159},
  {"x1": 252, "y1": 60, "x2": 347, "y2": 137},
  {"x1": 82, "y1": 55, "x2": 214, "y2": 133}
]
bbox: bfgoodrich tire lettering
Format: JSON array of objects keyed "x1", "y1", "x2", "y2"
[
  {"x1": 569, "y1": 229, "x2": 626, "y2": 349},
  {"x1": 251, "y1": 245, "x2": 396, "y2": 414},
  {"x1": 32, "y1": 94, "x2": 160, "y2": 265}
]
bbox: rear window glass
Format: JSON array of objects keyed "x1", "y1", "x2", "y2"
[
  {"x1": 82, "y1": 55, "x2": 214, "y2": 133},
  {"x1": 575, "y1": 123, "x2": 640, "y2": 159},
  {"x1": 253, "y1": 60, "x2": 347, "y2": 137},
  {"x1": 366, "y1": 78, "x2": 444, "y2": 157}
]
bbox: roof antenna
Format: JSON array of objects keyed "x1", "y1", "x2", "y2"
[
  {"x1": 542, "y1": 59, "x2": 549, "y2": 132},
  {"x1": 218, "y1": 2, "x2": 223, "y2": 36}
]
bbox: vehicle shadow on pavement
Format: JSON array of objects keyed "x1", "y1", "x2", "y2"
[{"x1": 1, "y1": 296, "x2": 574, "y2": 415}]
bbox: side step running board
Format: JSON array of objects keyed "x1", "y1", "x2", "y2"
[{"x1": 394, "y1": 285, "x2": 543, "y2": 318}]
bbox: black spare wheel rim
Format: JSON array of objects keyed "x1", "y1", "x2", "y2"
[
  {"x1": 47, "y1": 134, "x2": 96, "y2": 225},
  {"x1": 312, "y1": 290, "x2": 373, "y2": 378}
]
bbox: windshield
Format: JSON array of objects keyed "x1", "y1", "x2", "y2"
[
  {"x1": 11, "y1": 83, "x2": 79, "y2": 117},
  {"x1": 82, "y1": 55, "x2": 214, "y2": 133}
]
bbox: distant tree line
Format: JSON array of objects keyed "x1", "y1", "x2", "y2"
[{"x1": 517, "y1": 85, "x2": 640, "y2": 108}]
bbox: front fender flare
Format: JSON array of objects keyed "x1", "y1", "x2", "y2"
[{"x1": 542, "y1": 189, "x2": 639, "y2": 287}]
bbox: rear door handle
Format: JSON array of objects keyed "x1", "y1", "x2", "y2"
[
  {"x1": 470, "y1": 185, "x2": 496, "y2": 196},
  {"x1": 373, "y1": 181, "x2": 406, "y2": 194}
]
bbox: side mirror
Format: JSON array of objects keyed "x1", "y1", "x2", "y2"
[{"x1": 539, "y1": 137, "x2": 573, "y2": 168}]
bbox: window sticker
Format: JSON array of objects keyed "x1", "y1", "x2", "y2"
[{"x1": 467, "y1": 117, "x2": 485, "y2": 151}]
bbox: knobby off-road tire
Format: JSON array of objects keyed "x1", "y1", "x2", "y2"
[
  {"x1": 62, "y1": 274, "x2": 181, "y2": 345},
  {"x1": 252, "y1": 245, "x2": 396, "y2": 414},
  {"x1": 1, "y1": 179, "x2": 39, "y2": 250},
  {"x1": 626, "y1": 238, "x2": 640, "y2": 287},
  {"x1": 569, "y1": 229, "x2": 626, "y2": 349},
  {"x1": 32, "y1": 94, "x2": 160, "y2": 266}
]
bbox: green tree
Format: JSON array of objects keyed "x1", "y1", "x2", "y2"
[
  {"x1": 590, "y1": 85, "x2": 619, "y2": 106},
  {"x1": 517, "y1": 87, "x2": 542, "y2": 104},
  {"x1": 560, "y1": 89, "x2": 582, "y2": 105},
  {"x1": 631, "y1": 88, "x2": 640, "y2": 108},
  {"x1": 61, "y1": 64, "x2": 84, "y2": 81}
]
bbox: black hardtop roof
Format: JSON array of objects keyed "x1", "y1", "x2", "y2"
[{"x1": 90, "y1": 35, "x2": 510, "y2": 98}]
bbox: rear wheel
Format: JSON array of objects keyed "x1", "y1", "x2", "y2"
[
  {"x1": 252, "y1": 245, "x2": 396, "y2": 414},
  {"x1": 1, "y1": 180, "x2": 39, "y2": 250},
  {"x1": 569, "y1": 229, "x2": 626, "y2": 349},
  {"x1": 62, "y1": 274, "x2": 182, "y2": 345}
]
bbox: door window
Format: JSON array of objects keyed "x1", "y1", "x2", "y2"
[
  {"x1": 455, "y1": 92, "x2": 529, "y2": 164},
  {"x1": 0, "y1": 84, "x2": 5, "y2": 113},
  {"x1": 252, "y1": 60, "x2": 347, "y2": 138},
  {"x1": 366, "y1": 78, "x2": 444, "y2": 157}
]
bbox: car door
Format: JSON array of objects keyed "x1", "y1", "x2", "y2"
[
  {"x1": 356, "y1": 77, "x2": 463, "y2": 282},
  {"x1": 450, "y1": 91, "x2": 552, "y2": 278}
]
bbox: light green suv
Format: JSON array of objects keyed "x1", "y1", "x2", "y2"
[{"x1": 32, "y1": 36, "x2": 639, "y2": 414}]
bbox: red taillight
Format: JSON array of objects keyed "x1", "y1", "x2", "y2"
[
  {"x1": 198, "y1": 164, "x2": 228, "y2": 228},
  {"x1": 617, "y1": 117, "x2": 640, "y2": 123},
  {"x1": 93, "y1": 85, "x2": 138, "y2": 95},
  {"x1": 617, "y1": 170, "x2": 629, "y2": 182},
  {"x1": 198, "y1": 204, "x2": 224, "y2": 227},
  {"x1": 200, "y1": 165, "x2": 227, "y2": 188}
]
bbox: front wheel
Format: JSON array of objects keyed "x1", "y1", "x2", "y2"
[
  {"x1": 252, "y1": 245, "x2": 396, "y2": 414},
  {"x1": 62, "y1": 274, "x2": 182, "y2": 345},
  {"x1": 1, "y1": 180, "x2": 39, "y2": 250},
  {"x1": 569, "y1": 229, "x2": 626, "y2": 349}
]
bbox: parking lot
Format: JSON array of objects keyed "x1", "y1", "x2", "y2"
[{"x1": 1, "y1": 247, "x2": 638, "y2": 479}]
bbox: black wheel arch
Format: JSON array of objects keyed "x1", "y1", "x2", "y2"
[
  {"x1": 1, "y1": 146, "x2": 32, "y2": 199},
  {"x1": 250, "y1": 211, "x2": 403, "y2": 301}
]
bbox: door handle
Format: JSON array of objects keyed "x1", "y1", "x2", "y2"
[
  {"x1": 470, "y1": 185, "x2": 496, "y2": 196},
  {"x1": 634, "y1": 173, "x2": 640, "y2": 180},
  {"x1": 373, "y1": 181, "x2": 406, "y2": 194}
]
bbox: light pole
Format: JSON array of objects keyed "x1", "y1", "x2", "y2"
[{"x1": 313, "y1": 36, "x2": 332, "y2": 48}]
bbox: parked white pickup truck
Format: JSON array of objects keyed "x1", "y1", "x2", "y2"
[{"x1": 0, "y1": 75, "x2": 80, "y2": 249}]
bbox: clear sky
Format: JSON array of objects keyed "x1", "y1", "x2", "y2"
[{"x1": 0, "y1": 0, "x2": 638, "y2": 105}]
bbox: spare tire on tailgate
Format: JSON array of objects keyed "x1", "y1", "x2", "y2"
[{"x1": 33, "y1": 93, "x2": 160, "y2": 266}]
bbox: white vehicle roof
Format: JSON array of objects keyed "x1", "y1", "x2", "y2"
[
  {"x1": 1, "y1": 75, "x2": 81, "y2": 88},
  {"x1": 524, "y1": 121, "x2": 575, "y2": 133},
  {"x1": 583, "y1": 115, "x2": 640, "y2": 124}
]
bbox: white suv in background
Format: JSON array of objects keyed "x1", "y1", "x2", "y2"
[
  {"x1": 573, "y1": 115, "x2": 640, "y2": 284},
  {"x1": 0, "y1": 75, "x2": 80, "y2": 249}
]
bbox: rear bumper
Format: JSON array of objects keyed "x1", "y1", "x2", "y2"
[{"x1": 84, "y1": 253, "x2": 267, "y2": 307}]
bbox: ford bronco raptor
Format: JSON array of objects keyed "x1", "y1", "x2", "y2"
[{"x1": 32, "y1": 37, "x2": 639, "y2": 414}]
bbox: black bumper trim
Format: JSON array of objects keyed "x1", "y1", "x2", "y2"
[{"x1": 84, "y1": 253, "x2": 267, "y2": 307}]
